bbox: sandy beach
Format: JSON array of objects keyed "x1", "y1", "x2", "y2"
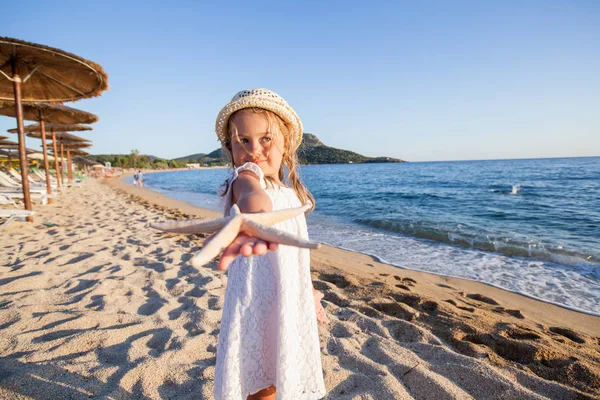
[{"x1": 0, "y1": 176, "x2": 599, "y2": 399}]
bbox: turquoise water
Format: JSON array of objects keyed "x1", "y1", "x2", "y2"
[{"x1": 140, "y1": 157, "x2": 600, "y2": 315}]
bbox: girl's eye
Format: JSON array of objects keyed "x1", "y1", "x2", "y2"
[
  {"x1": 261, "y1": 137, "x2": 272, "y2": 143},
  {"x1": 239, "y1": 138, "x2": 249, "y2": 144}
]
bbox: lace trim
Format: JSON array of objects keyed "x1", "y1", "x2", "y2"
[{"x1": 219, "y1": 163, "x2": 267, "y2": 216}]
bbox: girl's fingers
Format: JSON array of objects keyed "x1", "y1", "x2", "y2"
[
  {"x1": 219, "y1": 235, "x2": 249, "y2": 270},
  {"x1": 240, "y1": 242, "x2": 254, "y2": 257},
  {"x1": 253, "y1": 241, "x2": 268, "y2": 255},
  {"x1": 217, "y1": 235, "x2": 279, "y2": 270}
]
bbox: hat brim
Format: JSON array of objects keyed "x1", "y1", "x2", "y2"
[{"x1": 215, "y1": 97, "x2": 303, "y2": 149}]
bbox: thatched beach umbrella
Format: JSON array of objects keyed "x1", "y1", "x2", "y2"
[
  {"x1": 11, "y1": 123, "x2": 93, "y2": 134},
  {"x1": 0, "y1": 36, "x2": 108, "y2": 219},
  {"x1": 0, "y1": 147, "x2": 36, "y2": 158},
  {"x1": 31, "y1": 133, "x2": 90, "y2": 183},
  {"x1": 0, "y1": 139, "x2": 18, "y2": 145},
  {"x1": 0, "y1": 102, "x2": 98, "y2": 124},
  {"x1": 70, "y1": 154, "x2": 94, "y2": 176},
  {"x1": 55, "y1": 142, "x2": 93, "y2": 183},
  {"x1": 9, "y1": 123, "x2": 92, "y2": 190},
  {"x1": 1, "y1": 102, "x2": 98, "y2": 198},
  {"x1": 71, "y1": 152, "x2": 91, "y2": 158},
  {"x1": 28, "y1": 152, "x2": 54, "y2": 162},
  {"x1": 27, "y1": 131, "x2": 91, "y2": 143},
  {"x1": 0, "y1": 145, "x2": 35, "y2": 153},
  {"x1": 0, "y1": 143, "x2": 35, "y2": 167},
  {"x1": 0, "y1": 139, "x2": 20, "y2": 160},
  {"x1": 0, "y1": 139, "x2": 19, "y2": 164}
]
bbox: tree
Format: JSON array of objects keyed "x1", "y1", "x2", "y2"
[{"x1": 130, "y1": 149, "x2": 140, "y2": 168}]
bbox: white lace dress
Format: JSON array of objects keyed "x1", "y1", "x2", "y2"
[{"x1": 214, "y1": 163, "x2": 326, "y2": 400}]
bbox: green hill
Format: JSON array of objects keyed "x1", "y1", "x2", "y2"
[
  {"x1": 172, "y1": 153, "x2": 206, "y2": 162},
  {"x1": 175, "y1": 133, "x2": 404, "y2": 165}
]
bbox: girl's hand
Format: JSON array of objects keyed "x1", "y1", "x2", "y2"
[
  {"x1": 218, "y1": 234, "x2": 279, "y2": 271},
  {"x1": 216, "y1": 170, "x2": 277, "y2": 271}
]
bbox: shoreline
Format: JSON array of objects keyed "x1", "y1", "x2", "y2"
[
  {"x1": 111, "y1": 173, "x2": 600, "y2": 327},
  {"x1": 108, "y1": 174, "x2": 600, "y2": 337}
]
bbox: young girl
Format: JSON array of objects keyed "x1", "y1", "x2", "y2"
[{"x1": 213, "y1": 89, "x2": 327, "y2": 400}]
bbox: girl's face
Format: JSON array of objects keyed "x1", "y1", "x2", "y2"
[{"x1": 229, "y1": 112, "x2": 286, "y2": 183}]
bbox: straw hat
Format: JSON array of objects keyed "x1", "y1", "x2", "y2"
[{"x1": 215, "y1": 88, "x2": 303, "y2": 149}]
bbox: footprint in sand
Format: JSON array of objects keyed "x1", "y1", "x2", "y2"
[
  {"x1": 444, "y1": 299, "x2": 475, "y2": 313},
  {"x1": 146, "y1": 328, "x2": 172, "y2": 356},
  {"x1": 323, "y1": 291, "x2": 351, "y2": 307},
  {"x1": 312, "y1": 280, "x2": 333, "y2": 291},
  {"x1": 549, "y1": 327, "x2": 586, "y2": 344},
  {"x1": 64, "y1": 279, "x2": 98, "y2": 294},
  {"x1": 208, "y1": 296, "x2": 223, "y2": 310},
  {"x1": 185, "y1": 287, "x2": 207, "y2": 298},
  {"x1": 137, "y1": 288, "x2": 167, "y2": 316},
  {"x1": 437, "y1": 283, "x2": 455, "y2": 290},
  {"x1": 393, "y1": 276, "x2": 417, "y2": 287},
  {"x1": 319, "y1": 273, "x2": 356, "y2": 289},
  {"x1": 504, "y1": 327, "x2": 541, "y2": 341},
  {"x1": 133, "y1": 258, "x2": 166, "y2": 273},
  {"x1": 492, "y1": 307, "x2": 525, "y2": 319},
  {"x1": 465, "y1": 293, "x2": 500, "y2": 306},
  {"x1": 86, "y1": 295, "x2": 105, "y2": 311},
  {"x1": 331, "y1": 323, "x2": 353, "y2": 339},
  {"x1": 369, "y1": 300, "x2": 416, "y2": 321}
]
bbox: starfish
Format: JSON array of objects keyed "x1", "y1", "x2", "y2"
[{"x1": 150, "y1": 204, "x2": 321, "y2": 268}]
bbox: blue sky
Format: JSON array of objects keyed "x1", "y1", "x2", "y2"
[{"x1": 2, "y1": 0, "x2": 599, "y2": 162}]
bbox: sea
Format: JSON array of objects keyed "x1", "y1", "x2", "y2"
[{"x1": 136, "y1": 157, "x2": 600, "y2": 315}]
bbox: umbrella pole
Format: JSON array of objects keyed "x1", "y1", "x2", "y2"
[
  {"x1": 67, "y1": 149, "x2": 73, "y2": 183},
  {"x1": 39, "y1": 118, "x2": 54, "y2": 203},
  {"x1": 60, "y1": 141, "x2": 65, "y2": 185},
  {"x1": 11, "y1": 69, "x2": 33, "y2": 221},
  {"x1": 51, "y1": 130, "x2": 62, "y2": 191}
]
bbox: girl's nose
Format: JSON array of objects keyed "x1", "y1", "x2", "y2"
[{"x1": 248, "y1": 140, "x2": 263, "y2": 155}]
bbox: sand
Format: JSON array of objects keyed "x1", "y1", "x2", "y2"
[{"x1": 0, "y1": 176, "x2": 599, "y2": 399}]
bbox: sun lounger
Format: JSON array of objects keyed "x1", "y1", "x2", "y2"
[
  {"x1": 31, "y1": 169, "x2": 80, "y2": 189},
  {"x1": 27, "y1": 170, "x2": 59, "y2": 191},
  {"x1": 0, "y1": 173, "x2": 53, "y2": 205},
  {"x1": 0, "y1": 171, "x2": 55, "y2": 195},
  {"x1": 0, "y1": 194, "x2": 17, "y2": 208},
  {"x1": 1, "y1": 170, "x2": 39, "y2": 188},
  {"x1": 0, "y1": 190, "x2": 49, "y2": 205},
  {"x1": 5, "y1": 169, "x2": 49, "y2": 189},
  {"x1": 33, "y1": 169, "x2": 59, "y2": 185},
  {"x1": 0, "y1": 209, "x2": 35, "y2": 233}
]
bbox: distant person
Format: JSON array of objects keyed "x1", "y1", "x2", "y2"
[
  {"x1": 132, "y1": 171, "x2": 139, "y2": 186},
  {"x1": 137, "y1": 170, "x2": 144, "y2": 188},
  {"x1": 211, "y1": 89, "x2": 326, "y2": 399}
]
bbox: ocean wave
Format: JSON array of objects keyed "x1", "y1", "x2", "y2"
[{"x1": 355, "y1": 217, "x2": 600, "y2": 267}]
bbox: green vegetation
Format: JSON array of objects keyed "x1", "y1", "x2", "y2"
[
  {"x1": 297, "y1": 134, "x2": 404, "y2": 164},
  {"x1": 87, "y1": 149, "x2": 187, "y2": 170},
  {"x1": 88, "y1": 134, "x2": 404, "y2": 170},
  {"x1": 173, "y1": 148, "x2": 228, "y2": 166},
  {"x1": 174, "y1": 133, "x2": 404, "y2": 166}
]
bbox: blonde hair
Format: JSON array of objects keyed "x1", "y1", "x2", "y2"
[{"x1": 221, "y1": 108, "x2": 315, "y2": 212}]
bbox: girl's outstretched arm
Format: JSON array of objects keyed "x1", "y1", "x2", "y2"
[{"x1": 218, "y1": 170, "x2": 279, "y2": 270}]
